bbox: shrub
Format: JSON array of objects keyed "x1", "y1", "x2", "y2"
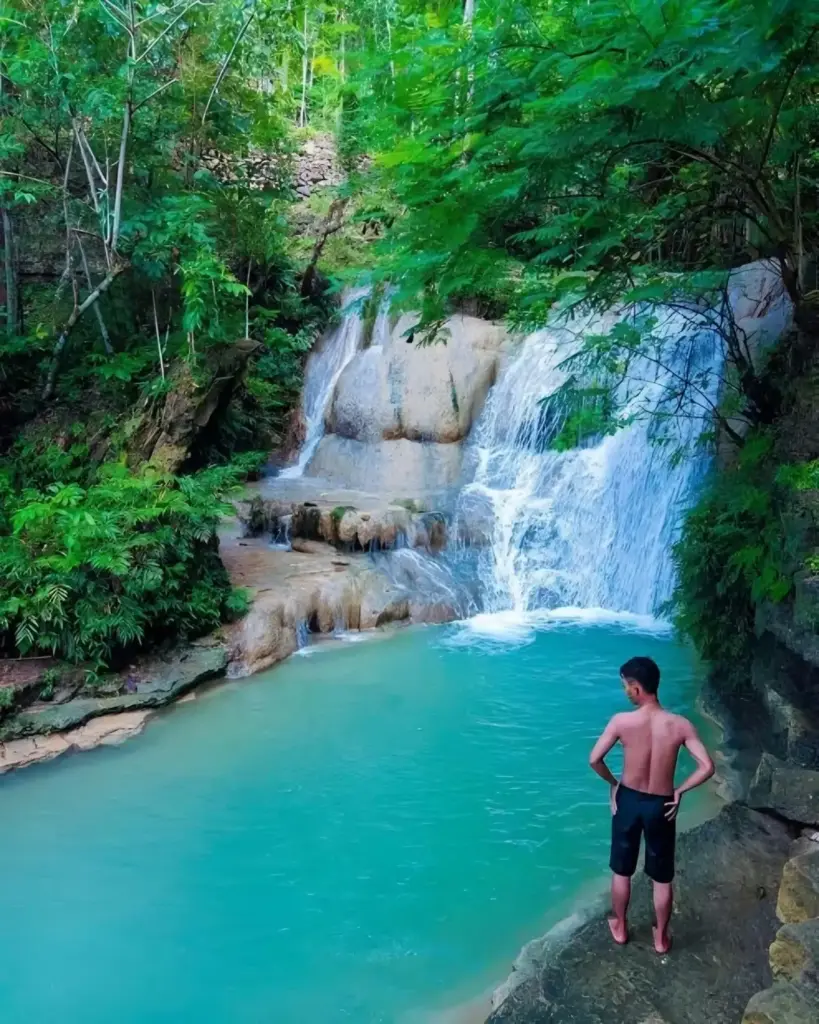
[
  {"x1": 0, "y1": 687, "x2": 14, "y2": 719},
  {"x1": 0, "y1": 463, "x2": 248, "y2": 668},
  {"x1": 671, "y1": 433, "x2": 797, "y2": 669}
]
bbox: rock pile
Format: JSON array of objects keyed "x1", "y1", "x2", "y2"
[
  {"x1": 198, "y1": 145, "x2": 293, "y2": 191},
  {"x1": 294, "y1": 134, "x2": 344, "y2": 197},
  {"x1": 742, "y1": 832, "x2": 819, "y2": 1023},
  {"x1": 197, "y1": 132, "x2": 344, "y2": 197}
]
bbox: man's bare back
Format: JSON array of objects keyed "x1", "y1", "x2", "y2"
[{"x1": 614, "y1": 706, "x2": 700, "y2": 796}]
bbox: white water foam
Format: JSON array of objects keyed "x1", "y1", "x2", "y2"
[{"x1": 442, "y1": 606, "x2": 670, "y2": 652}]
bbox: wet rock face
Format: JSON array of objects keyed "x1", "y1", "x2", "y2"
[
  {"x1": 308, "y1": 435, "x2": 466, "y2": 495},
  {"x1": 750, "y1": 754, "x2": 819, "y2": 827},
  {"x1": 329, "y1": 313, "x2": 505, "y2": 445},
  {"x1": 488, "y1": 805, "x2": 793, "y2": 1024},
  {"x1": 310, "y1": 313, "x2": 508, "y2": 495}
]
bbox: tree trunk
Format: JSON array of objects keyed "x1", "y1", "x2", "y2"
[
  {"x1": 300, "y1": 198, "x2": 349, "y2": 297},
  {"x1": 42, "y1": 264, "x2": 128, "y2": 400},
  {"x1": 1, "y1": 208, "x2": 18, "y2": 338},
  {"x1": 299, "y1": 6, "x2": 309, "y2": 127}
]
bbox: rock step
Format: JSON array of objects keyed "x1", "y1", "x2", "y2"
[
  {"x1": 750, "y1": 754, "x2": 819, "y2": 828},
  {"x1": 741, "y1": 980, "x2": 819, "y2": 1024},
  {"x1": 236, "y1": 496, "x2": 449, "y2": 553}
]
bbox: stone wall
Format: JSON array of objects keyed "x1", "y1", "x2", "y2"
[{"x1": 17, "y1": 133, "x2": 348, "y2": 281}]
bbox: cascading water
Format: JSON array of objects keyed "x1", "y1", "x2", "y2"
[
  {"x1": 457, "y1": 311, "x2": 724, "y2": 618},
  {"x1": 280, "y1": 286, "x2": 369, "y2": 478}
]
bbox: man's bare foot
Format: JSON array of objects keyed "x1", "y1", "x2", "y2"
[
  {"x1": 608, "y1": 917, "x2": 628, "y2": 945},
  {"x1": 652, "y1": 925, "x2": 671, "y2": 954}
]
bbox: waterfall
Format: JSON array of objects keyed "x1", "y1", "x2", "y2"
[
  {"x1": 281, "y1": 287, "x2": 370, "y2": 478},
  {"x1": 457, "y1": 311, "x2": 724, "y2": 619}
]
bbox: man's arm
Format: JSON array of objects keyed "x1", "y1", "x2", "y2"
[
  {"x1": 665, "y1": 721, "x2": 715, "y2": 820},
  {"x1": 589, "y1": 716, "x2": 621, "y2": 803}
]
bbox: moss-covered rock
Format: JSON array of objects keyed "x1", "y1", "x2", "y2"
[
  {"x1": 777, "y1": 851, "x2": 819, "y2": 924},
  {"x1": 770, "y1": 918, "x2": 819, "y2": 982}
]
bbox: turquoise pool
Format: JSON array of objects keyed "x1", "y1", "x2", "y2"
[{"x1": 0, "y1": 619, "x2": 715, "y2": 1023}]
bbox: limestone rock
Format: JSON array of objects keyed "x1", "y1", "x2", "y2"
[
  {"x1": 770, "y1": 919, "x2": 819, "y2": 982},
  {"x1": 0, "y1": 734, "x2": 70, "y2": 773},
  {"x1": 0, "y1": 710, "x2": 153, "y2": 773},
  {"x1": 330, "y1": 345, "x2": 397, "y2": 441},
  {"x1": 742, "y1": 981, "x2": 819, "y2": 1024},
  {"x1": 0, "y1": 644, "x2": 227, "y2": 742},
  {"x1": 410, "y1": 600, "x2": 459, "y2": 624},
  {"x1": 777, "y1": 851, "x2": 819, "y2": 924},
  {"x1": 308, "y1": 435, "x2": 465, "y2": 496},
  {"x1": 231, "y1": 592, "x2": 301, "y2": 675},
  {"x1": 128, "y1": 339, "x2": 259, "y2": 472},
  {"x1": 750, "y1": 754, "x2": 819, "y2": 826},
  {"x1": 221, "y1": 531, "x2": 463, "y2": 674},
  {"x1": 328, "y1": 313, "x2": 507, "y2": 445},
  {"x1": 291, "y1": 538, "x2": 330, "y2": 555}
]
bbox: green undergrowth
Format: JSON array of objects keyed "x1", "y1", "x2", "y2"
[
  {"x1": 0, "y1": 460, "x2": 250, "y2": 670},
  {"x1": 671, "y1": 431, "x2": 819, "y2": 674}
]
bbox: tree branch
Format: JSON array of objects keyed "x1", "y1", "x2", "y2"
[
  {"x1": 758, "y1": 25, "x2": 819, "y2": 176},
  {"x1": 201, "y1": 6, "x2": 257, "y2": 125},
  {"x1": 132, "y1": 77, "x2": 179, "y2": 114},
  {"x1": 42, "y1": 263, "x2": 128, "y2": 400}
]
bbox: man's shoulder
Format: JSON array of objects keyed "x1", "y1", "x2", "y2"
[{"x1": 662, "y1": 710, "x2": 695, "y2": 734}]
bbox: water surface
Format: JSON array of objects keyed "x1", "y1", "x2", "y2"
[{"x1": 0, "y1": 620, "x2": 714, "y2": 1023}]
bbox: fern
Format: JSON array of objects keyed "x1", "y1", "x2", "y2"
[{"x1": 0, "y1": 463, "x2": 247, "y2": 668}]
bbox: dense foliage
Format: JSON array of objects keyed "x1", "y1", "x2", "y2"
[
  {"x1": 0, "y1": 0, "x2": 360, "y2": 664},
  {"x1": 0, "y1": 463, "x2": 248, "y2": 668}
]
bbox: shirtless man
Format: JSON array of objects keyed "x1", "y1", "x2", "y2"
[{"x1": 589, "y1": 656, "x2": 714, "y2": 953}]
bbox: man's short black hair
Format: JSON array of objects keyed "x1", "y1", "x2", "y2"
[{"x1": 620, "y1": 656, "x2": 660, "y2": 695}]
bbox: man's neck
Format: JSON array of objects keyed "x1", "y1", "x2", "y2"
[{"x1": 637, "y1": 696, "x2": 661, "y2": 711}]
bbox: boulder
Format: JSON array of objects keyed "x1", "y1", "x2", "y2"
[
  {"x1": 290, "y1": 537, "x2": 329, "y2": 555},
  {"x1": 777, "y1": 850, "x2": 819, "y2": 924},
  {"x1": 328, "y1": 313, "x2": 507, "y2": 445},
  {"x1": 128, "y1": 339, "x2": 259, "y2": 472},
  {"x1": 742, "y1": 981, "x2": 819, "y2": 1024},
  {"x1": 750, "y1": 754, "x2": 819, "y2": 826},
  {"x1": 770, "y1": 919, "x2": 819, "y2": 982}
]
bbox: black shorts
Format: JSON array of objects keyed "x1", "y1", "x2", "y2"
[{"x1": 610, "y1": 783, "x2": 676, "y2": 884}]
